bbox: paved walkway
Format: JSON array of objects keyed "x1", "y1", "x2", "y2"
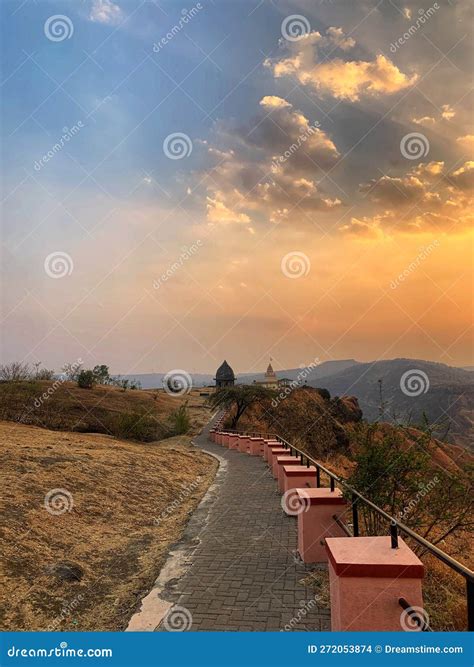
[{"x1": 157, "y1": 416, "x2": 330, "y2": 631}]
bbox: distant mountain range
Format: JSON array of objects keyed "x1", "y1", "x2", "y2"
[
  {"x1": 309, "y1": 359, "x2": 473, "y2": 451},
  {"x1": 124, "y1": 359, "x2": 359, "y2": 390},
  {"x1": 124, "y1": 358, "x2": 473, "y2": 449}
]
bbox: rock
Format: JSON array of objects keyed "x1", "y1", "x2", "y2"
[{"x1": 47, "y1": 561, "x2": 84, "y2": 582}]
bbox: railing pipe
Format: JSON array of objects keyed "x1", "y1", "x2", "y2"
[
  {"x1": 332, "y1": 514, "x2": 352, "y2": 537},
  {"x1": 352, "y1": 493, "x2": 359, "y2": 537}
]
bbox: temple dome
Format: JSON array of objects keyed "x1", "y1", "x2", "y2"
[{"x1": 215, "y1": 360, "x2": 235, "y2": 383}]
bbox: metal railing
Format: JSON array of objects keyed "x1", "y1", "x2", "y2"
[{"x1": 214, "y1": 421, "x2": 474, "y2": 631}]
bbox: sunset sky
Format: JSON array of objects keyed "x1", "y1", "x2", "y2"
[{"x1": 1, "y1": 0, "x2": 473, "y2": 375}]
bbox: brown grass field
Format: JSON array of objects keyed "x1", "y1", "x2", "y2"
[
  {"x1": 0, "y1": 392, "x2": 217, "y2": 631},
  {"x1": 0, "y1": 381, "x2": 211, "y2": 441}
]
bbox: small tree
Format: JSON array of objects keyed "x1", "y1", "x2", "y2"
[
  {"x1": 63, "y1": 362, "x2": 83, "y2": 382},
  {"x1": 207, "y1": 384, "x2": 276, "y2": 429},
  {"x1": 346, "y1": 422, "x2": 473, "y2": 550},
  {"x1": 0, "y1": 362, "x2": 32, "y2": 382},
  {"x1": 93, "y1": 364, "x2": 110, "y2": 385},
  {"x1": 77, "y1": 370, "x2": 96, "y2": 389}
]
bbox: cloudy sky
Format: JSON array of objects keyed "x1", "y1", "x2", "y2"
[{"x1": 1, "y1": 0, "x2": 473, "y2": 375}]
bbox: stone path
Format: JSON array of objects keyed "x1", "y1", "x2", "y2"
[{"x1": 157, "y1": 415, "x2": 330, "y2": 631}]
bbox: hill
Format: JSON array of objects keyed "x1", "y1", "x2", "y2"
[
  {"x1": 0, "y1": 381, "x2": 209, "y2": 442},
  {"x1": 311, "y1": 359, "x2": 474, "y2": 450},
  {"x1": 236, "y1": 359, "x2": 359, "y2": 385}
]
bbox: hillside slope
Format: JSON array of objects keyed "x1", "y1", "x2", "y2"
[
  {"x1": 311, "y1": 359, "x2": 474, "y2": 450},
  {"x1": 0, "y1": 421, "x2": 217, "y2": 631},
  {"x1": 0, "y1": 381, "x2": 209, "y2": 441}
]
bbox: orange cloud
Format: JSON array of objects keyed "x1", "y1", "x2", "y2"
[{"x1": 265, "y1": 28, "x2": 417, "y2": 101}]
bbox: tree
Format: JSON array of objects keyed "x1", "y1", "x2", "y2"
[
  {"x1": 92, "y1": 364, "x2": 110, "y2": 385},
  {"x1": 207, "y1": 384, "x2": 276, "y2": 429},
  {"x1": 346, "y1": 422, "x2": 473, "y2": 551},
  {"x1": 33, "y1": 362, "x2": 55, "y2": 380},
  {"x1": 77, "y1": 370, "x2": 96, "y2": 389},
  {"x1": 62, "y1": 362, "x2": 83, "y2": 382},
  {"x1": 0, "y1": 362, "x2": 32, "y2": 382}
]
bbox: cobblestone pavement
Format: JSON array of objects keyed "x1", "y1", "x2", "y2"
[{"x1": 157, "y1": 417, "x2": 331, "y2": 631}]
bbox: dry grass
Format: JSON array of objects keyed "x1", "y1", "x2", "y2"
[
  {"x1": 0, "y1": 381, "x2": 210, "y2": 441},
  {"x1": 300, "y1": 569, "x2": 331, "y2": 610},
  {"x1": 0, "y1": 420, "x2": 217, "y2": 631}
]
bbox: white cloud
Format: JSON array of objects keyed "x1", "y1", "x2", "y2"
[{"x1": 89, "y1": 0, "x2": 123, "y2": 26}]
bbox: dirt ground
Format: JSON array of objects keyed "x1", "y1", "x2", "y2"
[{"x1": 0, "y1": 420, "x2": 217, "y2": 631}]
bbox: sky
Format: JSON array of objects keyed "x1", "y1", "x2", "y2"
[{"x1": 1, "y1": 0, "x2": 473, "y2": 376}]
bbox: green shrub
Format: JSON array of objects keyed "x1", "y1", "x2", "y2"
[
  {"x1": 168, "y1": 403, "x2": 190, "y2": 435},
  {"x1": 77, "y1": 370, "x2": 96, "y2": 389},
  {"x1": 107, "y1": 411, "x2": 161, "y2": 442}
]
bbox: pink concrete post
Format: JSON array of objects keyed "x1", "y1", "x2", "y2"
[
  {"x1": 264, "y1": 441, "x2": 283, "y2": 463},
  {"x1": 249, "y1": 437, "x2": 265, "y2": 456},
  {"x1": 296, "y1": 488, "x2": 347, "y2": 563},
  {"x1": 222, "y1": 433, "x2": 232, "y2": 447},
  {"x1": 268, "y1": 448, "x2": 289, "y2": 475},
  {"x1": 282, "y1": 465, "x2": 316, "y2": 515},
  {"x1": 209, "y1": 429, "x2": 216, "y2": 442},
  {"x1": 326, "y1": 536, "x2": 424, "y2": 631},
  {"x1": 215, "y1": 431, "x2": 222, "y2": 445},
  {"x1": 238, "y1": 435, "x2": 251, "y2": 454},
  {"x1": 228, "y1": 434, "x2": 240, "y2": 450},
  {"x1": 275, "y1": 456, "x2": 302, "y2": 491}
]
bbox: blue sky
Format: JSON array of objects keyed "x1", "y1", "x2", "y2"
[{"x1": 1, "y1": 0, "x2": 473, "y2": 374}]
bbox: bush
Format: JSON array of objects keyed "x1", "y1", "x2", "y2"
[
  {"x1": 92, "y1": 364, "x2": 110, "y2": 385},
  {"x1": 168, "y1": 404, "x2": 190, "y2": 435},
  {"x1": 315, "y1": 388, "x2": 331, "y2": 401},
  {"x1": 0, "y1": 362, "x2": 33, "y2": 382},
  {"x1": 108, "y1": 411, "x2": 161, "y2": 442},
  {"x1": 77, "y1": 370, "x2": 96, "y2": 389}
]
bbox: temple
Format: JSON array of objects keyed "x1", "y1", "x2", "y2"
[
  {"x1": 214, "y1": 360, "x2": 235, "y2": 388},
  {"x1": 255, "y1": 361, "x2": 279, "y2": 389}
]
